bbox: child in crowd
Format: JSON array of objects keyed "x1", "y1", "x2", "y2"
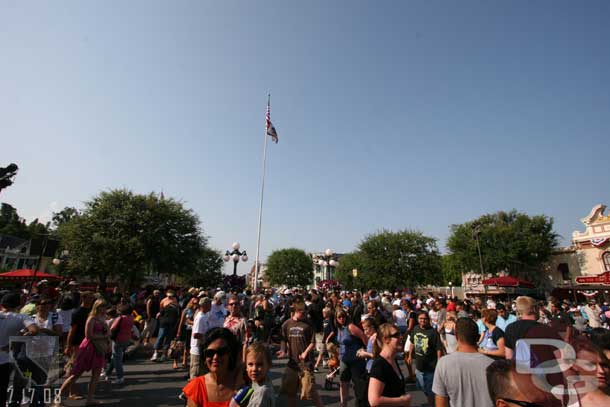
[{"x1": 231, "y1": 343, "x2": 275, "y2": 407}]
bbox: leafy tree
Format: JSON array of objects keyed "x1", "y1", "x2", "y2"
[
  {"x1": 265, "y1": 248, "x2": 313, "y2": 288},
  {"x1": 182, "y1": 246, "x2": 224, "y2": 289},
  {"x1": 356, "y1": 229, "x2": 442, "y2": 290},
  {"x1": 446, "y1": 210, "x2": 559, "y2": 282},
  {"x1": 441, "y1": 254, "x2": 463, "y2": 286},
  {"x1": 58, "y1": 189, "x2": 210, "y2": 288},
  {"x1": 0, "y1": 203, "x2": 29, "y2": 238},
  {"x1": 51, "y1": 207, "x2": 80, "y2": 229},
  {"x1": 334, "y1": 252, "x2": 367, "y2": 290}
]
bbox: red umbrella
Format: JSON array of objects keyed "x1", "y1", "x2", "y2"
[
  {"x1": 481, "y1": 275, "x2": 535, "y2": 288},
  {"x1": 0, "y1": 269, "x2": 62, "y2": 281}
]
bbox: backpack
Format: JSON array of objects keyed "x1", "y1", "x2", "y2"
[{"x1": 110, "y1": 316, "x2": 123, "y2": 341}]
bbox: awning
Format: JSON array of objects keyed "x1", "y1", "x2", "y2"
[
  {"x1": 0, "y1": 269, "x2": 62, "y2": 281},
  {"x1": 481, "y1": 276, "x2": 535, "y2": 288}
]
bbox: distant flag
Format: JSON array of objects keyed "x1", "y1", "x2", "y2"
[{"x1": 265, "y1": 99, "x2": 279, "y2": 144}]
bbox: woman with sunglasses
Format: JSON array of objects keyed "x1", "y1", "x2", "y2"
[
  {"x1": 326, "y1": 309, "x2": 368, "y2": 407},
  {"x1": 182, "y1": 327, "x2": 242, "y2": 407},
  {"x1": 368, "y1": 323, "x2": 411, "y2": 406}
]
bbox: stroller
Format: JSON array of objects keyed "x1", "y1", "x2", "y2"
[{"x1": 324, "y1": 343, "x2": 340, "y2": 390}]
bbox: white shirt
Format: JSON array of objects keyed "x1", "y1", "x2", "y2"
[
  {"x1": 56, "y1": 309, "x2": 73, "y2": 333},
  {"x1": 207, "y1": 303, "x2": 227, "y2": 329},
  {"x1": 393, "y1": 309, "x2": 408, "y2": 327},
  {"x1": 190, "y1": 311, "x2": 210, "y2": 355},
  {"x1": 35, "y1": 311, "x2": 64, "y2": 332},
  {"x1": 0, "y1": 311, "x2": 35, "y2": 364}
]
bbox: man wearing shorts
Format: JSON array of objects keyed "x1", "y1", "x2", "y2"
[{"x1": 277, "y1": 301, "x2": 323, "y2": 407}]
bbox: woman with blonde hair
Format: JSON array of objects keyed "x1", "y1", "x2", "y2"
[
  {"x1": 55, "y1": 299, "x2": 110, "y2": 406},
  {"x1": 368, "y1": 323, "x2": 411, "y2": 406}
]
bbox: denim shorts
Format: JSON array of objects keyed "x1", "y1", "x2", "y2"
[{"x1": 415, "y1": 369, "x2": 434, "y2": 396}]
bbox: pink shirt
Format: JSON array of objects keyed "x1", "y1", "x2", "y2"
[{"x1": 111, "y1": 315, "x2": 134, "y2": 343}]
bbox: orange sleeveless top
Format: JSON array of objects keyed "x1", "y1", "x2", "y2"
[{"x1": 183, "y1": 375, "x2": 231, "y2": 407}]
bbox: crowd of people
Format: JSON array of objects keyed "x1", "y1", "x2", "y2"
[{"x1": 1, "y1": 279, "x2": 610, "y2": 407}]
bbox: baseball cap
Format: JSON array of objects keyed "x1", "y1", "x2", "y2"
[
  {"x1": 38, "y1": 280, "x2": 49, "y2": 285},
  {"x1": 199, "y1": 297, "x2": 211, "y2": 306},
  {"x1": 214, "y1": 291, "x2": 226, "y2": 299}
]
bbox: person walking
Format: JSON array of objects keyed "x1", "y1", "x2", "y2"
[
  {"x1": 368, "y1": 323, "x2": 411, "y2": 406},
  {"x1": 407, "y1": 311, "x2": 443, "y2": 406},
  {"x1": 326, "y1": 309, "x2": 369, "y2": 407},
  {"x1": 56, "y1": 299, "x2": 111, "y2": 406},
  {"x1": 104, "y1": 304, "x2": 134, "y2": 385},
  {"x1": 432, "y1": 318, "x2": 494, "y2": 407}
]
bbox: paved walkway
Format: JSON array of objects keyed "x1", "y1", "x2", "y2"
[{"x1": 59, "y1": 352, "x2": 429, "y2": 407}]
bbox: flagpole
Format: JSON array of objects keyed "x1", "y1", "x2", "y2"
[{"x1": 254, "y1": 94, "x2": 271, "y2": 291}]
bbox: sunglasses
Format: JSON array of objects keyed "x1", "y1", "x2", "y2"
[
  {"x1": 500, "y1": 398, "x2": 543, "y2": 407},
  {"x1": 388, "y1": 332, "x2": 401, "y2": 339},
  {"x1": 204, "y1": 347, "x2": 229, "y2": 359},
  {"x1": 227, "y1": 303, "x2": 239, "y2": 306}
]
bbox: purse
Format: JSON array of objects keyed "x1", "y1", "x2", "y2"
[{"x1": 92, "y1": 338, "x2": 110, "y2": 356}]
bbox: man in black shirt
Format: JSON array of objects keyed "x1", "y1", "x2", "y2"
[{"x1": 407, "y1": 311, "x2": 443, "y2": 406}]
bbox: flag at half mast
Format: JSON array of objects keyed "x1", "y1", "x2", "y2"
[{"x1": 265, "y1": 99, "x2": 279, "y2": 144}]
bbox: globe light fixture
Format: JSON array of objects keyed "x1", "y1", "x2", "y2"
[{"x1": 224, "y1": 242, "x2": 247, "y2": 276}]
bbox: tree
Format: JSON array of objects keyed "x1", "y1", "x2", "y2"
[
  {"x1": 441, "y1": 254, "x2": 463, "y2": 286},
  {"x1": 51, "y1": 207, "x2": 80, "y2": 229},
  {"x1": 446, "y1": 210, "x2": 559, "y2": 283},
  {"x1": 0, "y1": 203, "x2": 29, "y2": 238},
  {"x1": 58, "y1": 189, "x2": 210, "y2": 288},
  {"x1": 265, "y1": 248, "x2": 313, "y2": 288},
  {"x1": 181, "y1": 246, "x2": 224, "y2": 289},
  {"x1": 334, "y1": 252, "x2": 366, "y2": 290},
  {"x1": 356, "y1": 229, "x2": 442, "y2": 290}
]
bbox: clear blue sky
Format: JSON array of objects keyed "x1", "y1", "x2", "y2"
[{"x1": 2, "y1": 1, "x2": 609, "y2": 275}]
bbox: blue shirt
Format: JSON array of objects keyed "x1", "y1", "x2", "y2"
[{"x1": 496, "y1": 314, "x2": 517, "y2": 331}]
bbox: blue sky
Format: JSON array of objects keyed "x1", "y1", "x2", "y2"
[{"x1": 2, "y1": 1, "x2": 609, "y2": 274}]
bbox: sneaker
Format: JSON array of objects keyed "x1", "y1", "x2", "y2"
[
  {"x1": 150, "y1": 352, "x2": 158, "y2": 361},
  {"x1": 314, "y1": 367, "x2": 320, "y2": 373},
  {"x1": 115, "y1": 377, "x2": 125, "y2": 385},
  {"x1": 157, "y1": 354, "x2": 166, "y2": 363}
]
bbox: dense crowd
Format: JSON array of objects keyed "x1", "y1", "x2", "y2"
[{"x1": 1, "y1": 279, "x2": 610, "y2": 407}]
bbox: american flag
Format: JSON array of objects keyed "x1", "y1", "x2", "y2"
[{"x1": 265, "y1": 101, "x2": 279, "y2": 144}]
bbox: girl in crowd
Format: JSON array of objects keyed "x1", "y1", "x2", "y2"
[
  {"x1": 105, "y1": 304, "x2": 135, "y2": 384},
  {"x1": 440, "y1": 311, "x2": 457, "y2": 354},
  {"x1": 368, "y1": 323, "x2": 411, "y2": 407},
  {"x1": 232, "y1": 342, "x2": 276, "y2": 407},
  {"x1": 357, "y1": 317, "x2": 378, "y2": 374},
  {"x1": 56, "y1": 299, "x2": 110, "y2": 406},
  {"x1": 183, "y1": 328, "x2": 242, "y2": 407},
  {"x1": 326, "y1": 309, "x2": 368, "y2": 407},
  {"x1": 176, "y1": 297, "x2": 198, "y2": 369},
  {"x1": 479, "y1": 308, "x2": 505, "y2": 359}
]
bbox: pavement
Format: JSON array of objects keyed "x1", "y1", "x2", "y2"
[{"x1": 58, "y1": 349, "x2": 429, "y2": 407}]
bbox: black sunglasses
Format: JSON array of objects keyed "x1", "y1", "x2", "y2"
[
  {"x1": 388, "y1": 332, "x2": 401, "y2": 339},
  {"x1": 500, "y1": 398, "x2": 543, "y2": 407},
  {"x1": 204, "y1": 347, "x2": 229, "y2": 359},
  {"x1": 227, "y1": 303, "x2": 238, "y2": 306}
]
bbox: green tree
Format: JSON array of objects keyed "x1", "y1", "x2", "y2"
[
  {"x1": 265, "y1": 248, "x2": 313, "y2": 288},
  {"x1": 334, "y1": 252, "x2": 366, "y2": 290},
  {"x1": 356, "y1": 229, "x2": 442, "y2": 290},
  {"x1": 58, "y1": 189, "x2": 210, "y2": 288},
  {"x1": 0, "y1": 203, "x2": 29, "y2": 238},
  {"x1": 446, "y1": 210, "x2": 559, "y2": 283},
  {"x1": 441, "y1": 254, "x2": 463, "y2": 286},
  {"x1": 182, "y1": 247, "x2": 224, "y2": 288}
]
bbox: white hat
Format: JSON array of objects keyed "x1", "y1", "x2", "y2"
[
  {"x1": 283, "y1": 289, "x2": 292, "y2": 295},
  {"x1": 38, "y1": 280, "x2": 49, "y2": 285},
  {"x1": 392, "y1": 299, "x2": 401, "y2": 307},
  {"x1": 214, "y1": 291, "x2": 226, "y2": 299}
]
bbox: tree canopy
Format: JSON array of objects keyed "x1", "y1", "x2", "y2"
[
  {"x1": 58, "y1": 189, "x2": 213, "y2": 288},
  {"x1": 335, "y1": 230, "x2": 442, "y2": 290},
  {"x1": 0, "y1": 203, "x2": 49, "y2": 239},
  {"x1": 446, "y1": 210, "x2": 559, "y2": 282},
  {"x1": 265, "y1": 248, "x2": 313, "y2": 288}
]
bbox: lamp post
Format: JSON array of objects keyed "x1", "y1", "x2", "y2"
[
  {"x1": 352, "y1": 268, "x2": 358, "y2": 289},
  {"x1": 313, "y1": 249, "x2": 339, "y2": 282},
  {"x1": 223, "y1": 242, "x2": 248, "y2": 276},
  {"x1": 472, "y1": 222, "x2": 485, "y2": 276},
  {"x1": 449, "y1": 281, "x2": 453, "y2": 298}
]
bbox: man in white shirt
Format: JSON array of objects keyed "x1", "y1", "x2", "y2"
[
  {"x1": 584, "y1": 301, "x2": 602, "y2": 328},
  {"x1": 207, "y1": 292, "x2": 227, "y2": 329},
  {"x1": 1, "y1": 293, "x2": 38, "y2": 407},
  {"x1": 189, "y1": 297, "x2": 211, "y2": 379}
]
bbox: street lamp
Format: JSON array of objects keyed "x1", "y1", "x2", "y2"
[
  {"x1": 313, "y1": 249, "x2": 339, "y2": 281},
  {"x1": 448, "y1": 281, "x2": 453, "y2": 298},
  {"x1": 223, "y1": 242, "x2": 248, "y2": 276}
]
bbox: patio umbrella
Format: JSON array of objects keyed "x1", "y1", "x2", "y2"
[{"x1": 0, "y1": 269, "x2": 62, "y2": 281}]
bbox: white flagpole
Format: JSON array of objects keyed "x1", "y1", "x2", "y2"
[{"x1": 254, "y1": 95, "x2": 271, "y2": 291}]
